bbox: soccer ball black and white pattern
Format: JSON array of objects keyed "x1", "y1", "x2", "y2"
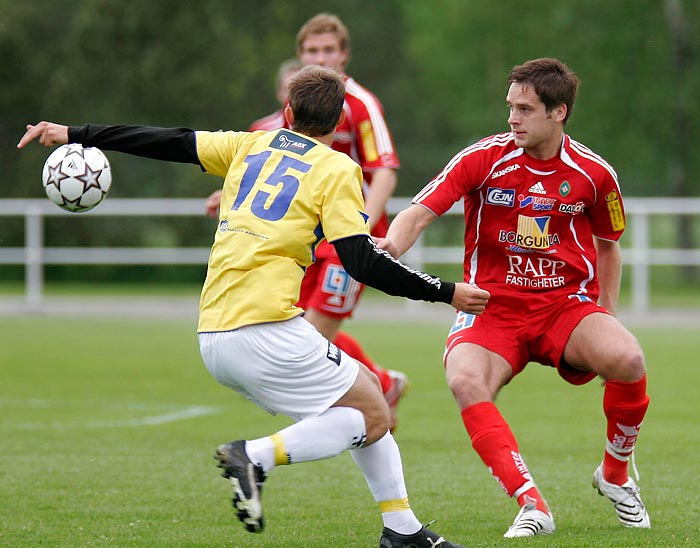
[{"x1": 42, "y1": 144, "x2": 111, "y2": 212}]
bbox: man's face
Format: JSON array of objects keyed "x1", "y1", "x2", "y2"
[
  {"x1": 506, "y1": 83, "x2": 564, "y2": 157},
  {"x1": 299, "y1": 32, "x2": 348, "y2": 72}
]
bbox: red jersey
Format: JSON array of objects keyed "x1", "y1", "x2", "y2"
[
  {"x1": 314, "y1": 75, "x2": 400, "y2": 258},
  {"x1": 333, "y1": 76, "x2": 400, "y2": 235},
  {"x1": 414, "y1": 132, "x2": 625, "y2": 303},
  {"x1": 248, "y1": 110, "x2": 286, "y2": 132}
]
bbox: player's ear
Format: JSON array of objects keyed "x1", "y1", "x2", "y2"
[
  {"x1": 283, "y1": 105, "x2": 295, "y2": 126},
  {"x1": 553, "y1": 103, "x2": 567, "y2": 123}
]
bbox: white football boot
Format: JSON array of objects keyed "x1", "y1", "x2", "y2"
[
  {"x1": 592, "y1": 464, "x2": 650, "y2": 528},
  {"x1": 503, "y1": 502, "x2": 555, "y2": 538}
]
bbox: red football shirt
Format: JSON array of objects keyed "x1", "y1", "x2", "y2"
[
  {"x1": 414, "y1": 132, "x2": 625, "y2": 303},
  {"x1": 314, "y1": 75, "x2": 399, "y2": 258},
  {"x1": 248, "y1": 110, "x2": 286, "y2": 132},
  {"x1": 333, "y1": 76, "x2": 399, "y2": 235}
]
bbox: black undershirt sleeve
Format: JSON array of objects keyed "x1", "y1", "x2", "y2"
[
  {"x1": 332, "y1": 235, "x2": 455, "y2": 304},
  {"x1": 68, "y1": 124, "x2": 199, "y2": 165}
]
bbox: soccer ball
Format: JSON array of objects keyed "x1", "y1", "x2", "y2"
[{"x1": 42, "y1": 144, "x2": 112, "y2": 212}]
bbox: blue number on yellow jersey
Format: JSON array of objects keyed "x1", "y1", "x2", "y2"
[{"x1": 195, "y1": 129, "x2": 369, "y2": 332}]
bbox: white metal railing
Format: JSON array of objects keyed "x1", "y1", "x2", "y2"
[{"x1": 1, "y1": 197, "x2": 699, "y2": 312}]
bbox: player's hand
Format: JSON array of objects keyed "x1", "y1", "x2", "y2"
[
  {"x1": 374, "y1": 237, "x2": 400, "y2": 259},
  {"x1": 451, "y1": 283, "x2": 490, "y2": 315},
  {"x1": 205, "y1": 189, "x2": 223, "y2": 218},
  {"x1": 17, "y1": 122, "x2": 69, "y2": 149}
]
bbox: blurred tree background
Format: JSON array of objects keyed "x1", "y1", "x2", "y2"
[{"x1": 1, "y1": 0, "x2": 699, "y2": 283}]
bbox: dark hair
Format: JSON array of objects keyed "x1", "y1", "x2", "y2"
[
  {"x1": 508, "y1": 58, "x2": 580, "y2": 124},
  {"x1": 288, "y1": 65, "x2": 345, "y2": 137}
]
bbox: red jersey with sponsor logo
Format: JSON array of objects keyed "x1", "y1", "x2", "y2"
[{"x1": 413, "y1": 132, "x2": 625, "y2": 302}]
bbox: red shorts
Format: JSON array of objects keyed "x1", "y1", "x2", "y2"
[
  {"x1": 299, "y1": 254, "x2": 365, "y2": 320},
  {"x1": 444, "y1": 293, "x2": 610, "y2": 385}
]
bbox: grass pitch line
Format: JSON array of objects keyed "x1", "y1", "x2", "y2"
[
  {"x1": 85, "y1": 404, "x2": 221, "y2": 428},
  {"x1": 2, "y1": 399, "x2": 222, "y2": 430}
]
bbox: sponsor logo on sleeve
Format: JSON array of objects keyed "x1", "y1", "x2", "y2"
[
  {"x1": 605, "y1": 190, "x2": 625, "y2": 231},
  {"x1": 359, "y1": 120, "x2": 378, "y2": 162},
  {"x1": 486, "y1": 187, "x2": 515, "y2": 207}
]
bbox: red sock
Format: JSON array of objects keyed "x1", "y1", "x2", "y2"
[
  {"x1": 462, "y1": 402, "x2": 549, "y2": 513},
  {"x1": 602, "y1": 374, "x2": 650, "y2": 485},
  {"x1": 333, "y1": 331, "x2": 391, "y2": 393}
]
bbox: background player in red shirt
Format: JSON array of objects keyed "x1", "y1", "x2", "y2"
[
  {"x1": 379, "y1": 58, "x2": 650, "y2": 538},
  {"x1": 248, "y1": 58, "x2": 302, "y2": 132},
  {"x1": 206, "y1": 13, "x2": 409, "y2": 431}
]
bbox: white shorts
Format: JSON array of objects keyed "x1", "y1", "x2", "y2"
[{"x1": 198, "y1": 316, "x2": 360, "y2": 422}]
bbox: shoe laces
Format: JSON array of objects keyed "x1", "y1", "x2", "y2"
[
  {"x1": 630, "y1": 452, "x2": 640, "y2": 482},
  {"x1": 625, "y1": 476, "x2": 645, "y2": 501}
]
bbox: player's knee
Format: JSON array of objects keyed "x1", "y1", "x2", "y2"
[
  {"x1": 446, "y1": 367, "x2": 494, "y2": 406},
  {"x1": 605, "y1": 345, "x2": 646, "y2": 382},
  {"x1": 363, "y1": 405, "x2": 391, "y2": 445},
  {"x1": 351, "y1": 367, "x2": 391, "y2": 444},
  {"x1": 620, "y1": 347, "x2": 646, "y2": 380}
]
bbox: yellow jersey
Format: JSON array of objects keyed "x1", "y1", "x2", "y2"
[{"x1": 196, "y1": 128, "x2": 369, "y2": 332}]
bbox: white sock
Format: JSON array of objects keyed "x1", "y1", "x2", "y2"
[
  {"x1": 243, "y1": 436, "x2": 275, "y2": 472},
  {"x1": 246, "y1": 406, "x2": 366, "y2": 472},
  {"x1": 351, "y1": 432, "x2": 421, "y2": 535}
]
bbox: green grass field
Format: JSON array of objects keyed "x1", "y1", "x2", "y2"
[{"x1": 1, "y1": 315, "x2": 698, "y2": 547}]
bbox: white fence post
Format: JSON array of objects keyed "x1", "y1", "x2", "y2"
[
  {"x1": 630, "y1": 210, "x2": 650, "y2": 314},
  {"x1": 24, "y1": 205, "x2": 44, "y2": 306}
]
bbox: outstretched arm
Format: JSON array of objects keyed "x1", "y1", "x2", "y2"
[
  {"x1": 334, "y1": 235, "x2": 489, "y2": 315},
  {"x1": 18, "y1": 121, "x2": 199, "y2": 165},
  {"x1": 377, "y1": 203, "x2": 437, "y2": 259}
]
